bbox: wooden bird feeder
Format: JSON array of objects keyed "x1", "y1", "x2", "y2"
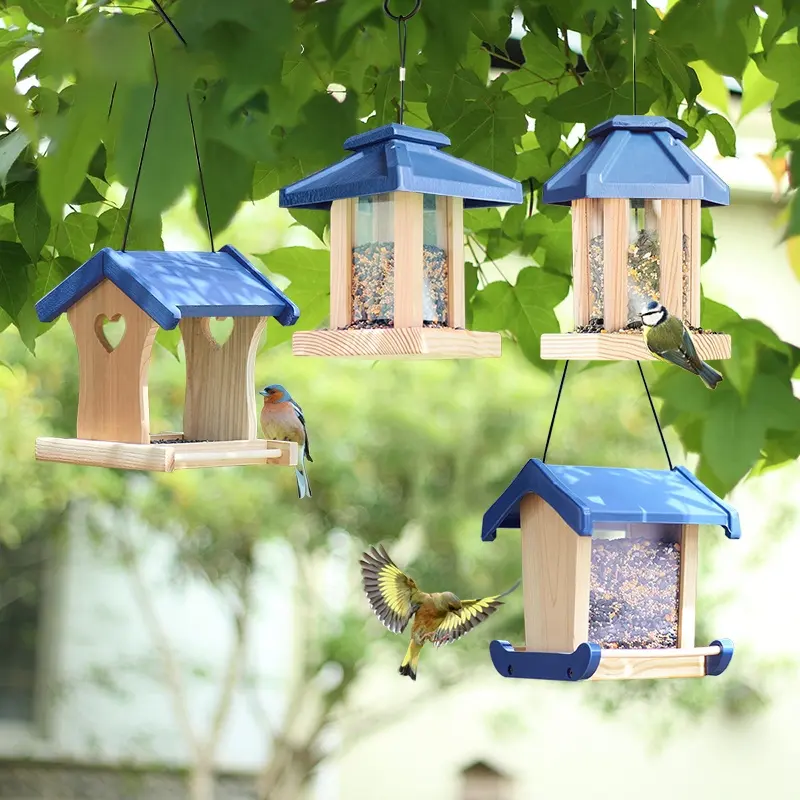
[
  {"x1": 482, "y1": 459, "x2": 738, "y2": 681},
  {"x1": 539, "y1": 116, "x2": 732, "y2": 362},
  {"x1": 34, "y1": 246, "x2": 301, "y2": 472},
  {"x1": 280, "y1": 123, "x2": 523, "y2": 359}
]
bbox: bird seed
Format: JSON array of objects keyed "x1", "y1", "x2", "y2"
[{"x1": 589, "y1": 536, "x2": 681, "y2": 650}]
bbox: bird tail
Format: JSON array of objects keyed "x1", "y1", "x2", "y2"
[
  {"x1": 295, "y1": 452, "x2": 312, "y2": 499},
  {"x1": 697, "y1": 359, "x2": 723, "y2": 390},
  {"x1": 399, "y1": 640, "x2": 423, "y2": 681}
]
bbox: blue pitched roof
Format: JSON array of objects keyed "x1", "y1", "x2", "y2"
[
  {"x1": 35, "y1": 246, "x2": 300, "y2": 331},
  {"x1": 279, "y1": 123, "x2": 523, "y2": 209},
  {"x1": 542, "y1": 115, "x2": 730, "y2": 207},
  {"x1": 482, "y1": 459, "x2": 740, "y2": 540}
]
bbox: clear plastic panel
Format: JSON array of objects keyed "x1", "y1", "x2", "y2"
[
  {"x1": 587, "y1": 200, "x2": 604, "y2": 323},
  {"x1": 352, "y1": 194, "x2": 395, "y2": 326},
  {"x1": 627, "y1": 198, "x2": 661, "y2": 324},
  {"x1": 422, "y1": 194, "x2": 449, "y2": 325},
  {"x1": 589, "y1": 523, "x2": 681, "y2": 649}
]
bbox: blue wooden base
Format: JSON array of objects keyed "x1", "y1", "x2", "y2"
[{"x1": 490, "y1": 639, "x2": 735, "y2": 681}]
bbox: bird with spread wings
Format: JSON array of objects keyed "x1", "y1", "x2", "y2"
[{"x1": 360, "y1": 545, "x2": 520, "y2": 681}]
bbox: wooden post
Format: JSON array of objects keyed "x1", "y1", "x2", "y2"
[
  {"x1": 446, "y1": 196, "x2": 465, "y2": 329},
  {"x1": 571, "y1": 198, "x2": 590, "y2": 327},
  {"x1": 68, "y1": 280, "x2": 158, "y2": 444},
  {"x1": 182, "y1": 316, "x2": 266, "y2": 441},
  {"x1": 330, "y1": 198, "x2": 354, "y2": 329},
  {"x1": 602, "y1": 198, "x2": 628, "y2": 331},
  {"x1": 677, "y1": 523, "x2": 699, "y2": 649},
  {"x1": 520, "y1": 494, "x2": 591, "y2": 653},
  {"x1": 393, "y1": 191, "x2": 423, "y2": 328},
  {"x1": 659, "y1": 199, "x2": 684, "y2": 315},
  {"x1": 683, "y1": 199, "x2": 702, "y2": 326}
]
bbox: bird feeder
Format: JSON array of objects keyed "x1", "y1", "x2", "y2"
[
  {"x1": 280, "y1": 123, "x2": 523, "y2": 359},
  {"x1": 482, "y1": 459, "x2": 738, "y2": 681},
  {"x1": 34, "y1": 246, "x2": 301, "y2": 472},
  {"x1": 540, "y1": 116, "x2": 732, "y2": 361}
]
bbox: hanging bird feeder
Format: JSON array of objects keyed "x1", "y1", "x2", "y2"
[
  {"x1": 540, "y1": 115, "x2": 732, "y2": 362},
  {"x1": 482, "y1": 459, "x2": 737, "y2": 681},
  {"x1": 280, "y1": 123, "x2": 523, "y2": 359},
  {"x1": 34, "y1": 247, "x2": 301, "y2": 472}
]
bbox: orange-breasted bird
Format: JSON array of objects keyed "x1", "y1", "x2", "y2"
[
  {"x1": 259, "y1": 384, "x2": 312, "y2": 499},
  {"x1": 360, "y1": 545, "x2": 520, "y2": 681}
]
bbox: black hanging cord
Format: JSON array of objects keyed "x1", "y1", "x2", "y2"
[
  {"x1": 637, "y1": 362, "x2": 673, "y2": 471},
  {"x1": 384, "y1": 0, "x2": 422, "y2": 125},
  {"x1": 150, "y1": 0, "x2": 188, "y2": 47},
  {"x1": 542, "y1": 361, "x2": 569, "y2": 464},
  {"x1": 631, "y1": 0, "x2": 638, "y2": 113},
  {"x1": 122, "y1": 34, "x2": 158, "y2": 252},
  {"x1": 187, "y1": 95, "x2": 215, "y2": 252}
]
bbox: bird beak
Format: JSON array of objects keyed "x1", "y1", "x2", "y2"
[{"x1": 259, "y1": 389, "x2": 268, "y2": 396}]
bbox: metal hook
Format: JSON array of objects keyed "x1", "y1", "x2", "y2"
[{"x1": 383, "y1": 0, "x2": 422, "y2": 22}]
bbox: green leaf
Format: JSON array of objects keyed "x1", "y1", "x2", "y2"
[
  {"x1": 95, "y1": 206, "x2": 163, "y2": 252},
  {"x1": 546, "y1": 82, "x2": 656, "y2": 127},
  {"x1": 156, "y1": 327, "x2": 182, "y2": 360},
  {"x1": 535, "y1": 113, "x2": 561, "y2": 161},
  {"x1": 55, "y1": 212, "x2": 98, "y2": 263},
  {"x1": 17, "y1": 0, "x2": 66, "y2": 29},
  {"x1": 14, "y1": 183, "x2": 51, "y2": 261},
  {"x1": 703, "y1": 113, "x2": 737, "y2": 157},
  {"x1": 0, "y1": 241, "x2": 32, "y2": 320},
  {"x1": 252, "y1": 163, "x2": 281, "y2": 201},
  {"x1": 259, "y1": 247, "x2": 329, "y2": 348},
  {"x1": 288, "y1": 207, "x2": 327, "y2": 245},
  {"x1": 195, "y1": 139, "x2": 254, "y2": 234},
  {"x1": 471, "y1": 267, "x2": 570, "y2": 370},
  {"x1": 785, "y1": 194, "x2": 800, "y2": 241},
  {"x1": 778, "y1": 99, "x2": 800, "y2": 123},
  {"x1": 739, "y1": 59, "x2": 777, "y2": 120},
  {"x1": 0, "y1": 129, "x2": 30, "y2": 189}
]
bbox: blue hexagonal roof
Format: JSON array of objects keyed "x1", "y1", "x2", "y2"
[
  {"x1": 543, "y1": 115, "x2": 730, "y2": 207},
  {"x1": 279, "y1": 123, "x2": 523, "y2": 210}
]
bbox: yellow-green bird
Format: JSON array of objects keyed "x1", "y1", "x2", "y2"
[
  {"x1": 640, "y1": 301, "x2": 723, "y2": 389},
  {"x1": 360, "y1": 545, "x2": 520, "y2": 681}
]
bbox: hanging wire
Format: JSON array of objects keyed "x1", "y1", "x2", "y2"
[
  {"x1": 631, "y1": 0, "x2": 638, "y2": 114},
  {"x1": 637, "y1": 362, "x2": 673, "y2": 471},
  {"x1": 383, "y1": 0, "x2": 422, "y2": 125},
  {"x1": 542, "y1": 361, "x2": 569, "y2": 464}
]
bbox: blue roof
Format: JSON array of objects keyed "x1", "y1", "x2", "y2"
[
  {"x1": 542, "y1": 115, "x2": 730, "y2": 207},
  {"x1": 35, "y1": 246, "x2": 300, "y2": 330},
  {"x1": 279, "y1": 123, "x2": 523, "y2": 209},
  {"x1": 482, "y1": 459, "x2": 740, "y2": 540}
]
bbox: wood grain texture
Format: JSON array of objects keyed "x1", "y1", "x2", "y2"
[
  {"x1": 68, "y1": 280, "x2": 158, "y2": 444},
  {"x1": 521, "y1": 494, "x2": 591, "y2": 653},
  {"x1": 590, "y1": 645, "x2": 720, "y2": 681},
  {"x1": 571, "y1": 199, "x2": 590, "y2": 327},
  {"x1": 35, "y1": 437, "x2": 297, "y2": 472},
  {"x1": 446, "y1": 196, "x2": 465, "y2": 329},
  {"x1": 292, "y1": 327, "x2": 501, "y2": 359},
  {"x1": 603, "y1": 198, "x2": 629, "y2": 332},
  {"x1": 393, "y1": 191, "x2": 424, "y2": 328},
  {"x1": 683, "y1": 199, "x2": 702, "y2": 326},
  {"x1": 678, "y1": 524, "x2": 699, "y2": 649},
  {"x1": 659, "y1": 199, "x2": 683, "y2": 315},
  {"x1": 540, "y1": 332, "x2": 732, "y2": 361},
  {"x1": 181, "y1": 316, "x2": 266, "y2": 441},
  {"x1": 330, "y1": 198, "x2": 354, "y2": 329}
]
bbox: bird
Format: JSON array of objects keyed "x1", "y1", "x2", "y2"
[
  {"x1": 640, "y1": 301, "x2": 723, "y2": 390},
  {"x1": 360, "y1": 545, "x2": 520, "y2": 681},
  {"x1": 259, "y1": 384, "x2": 312, "y2": 498}
]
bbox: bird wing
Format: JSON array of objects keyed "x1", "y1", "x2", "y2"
[
  {"x1": 431, "y1": 580, "x2": 521, "y2": 648},
  {"x1": 360, "y1": 546, "x2": 420, "y2": 635},
  {"x1": 289, "y1": 399, "x2": 312, "y2": 462}
]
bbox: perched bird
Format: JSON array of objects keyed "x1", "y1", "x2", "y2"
[
  {"x1": 640, "y1": 301, "x2": 723, "y2": 390},
  {"x1": 259, "y1": 384, "x2": 312, "y2": 498},
  {"x1": 360, "y1": 545, "x2": 520, "y2": 681}
]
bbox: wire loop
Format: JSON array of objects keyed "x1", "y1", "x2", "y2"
[{"x1": 383, "y1": 0, "x2": 421, "y2": 22}]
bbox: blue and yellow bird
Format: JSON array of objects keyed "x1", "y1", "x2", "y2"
[
  {"x1": 640, "y1": 301, "x2": 723, "y2": 390},
  {"x1": 360, "y1": 545, "x2": 520, "y2": 681},
  {"x1": 259, "y1": 384, "x2": 312, "y2": 498}
]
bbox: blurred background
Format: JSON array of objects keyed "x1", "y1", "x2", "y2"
[{"x1": 1, "y1": 39, "x2": 800, "y2": 800}]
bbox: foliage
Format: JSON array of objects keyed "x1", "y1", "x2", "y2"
[{"x1": 0, "y1": 1, "x2": 798, "y2": 496}]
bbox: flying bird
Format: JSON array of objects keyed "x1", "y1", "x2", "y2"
[
  {"x1": 640, "y1": 301, "x2": 723, "y2": 390},
  {"x1": 259, "y1": 384, "x2": 312, "y2": 498},
  {"x1": 360, "y1": 545, "x2": 520, "y2": 681}
]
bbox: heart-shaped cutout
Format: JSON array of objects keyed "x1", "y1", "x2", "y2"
[
  {"x1": 94, "y1": 314, "x2": 126, "y2": 353},
  {"x1": 206, "y1": 317, "x2": 234, "y2": 347}
]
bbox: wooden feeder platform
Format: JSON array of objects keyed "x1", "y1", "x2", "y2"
[
  {"x1": 292, "y1": 328, "x2": 501, "y2": 359},
  {"x1": 35, "y1": 434, "x2": 298, "y2": 472},
  {"x1": 540, "y1": 331, "x2": 731, "y2": 361}
]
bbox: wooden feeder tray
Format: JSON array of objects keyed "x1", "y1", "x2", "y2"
[
  {"x1": 292, "y1": 327, "x2": 501, "y2": 359},
  {"x1": 35, "y1": 435, "x2": 298, "y2": 472},
  {"x1": 540, "y1": 330, "x2": 731, "y2": 361}
]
